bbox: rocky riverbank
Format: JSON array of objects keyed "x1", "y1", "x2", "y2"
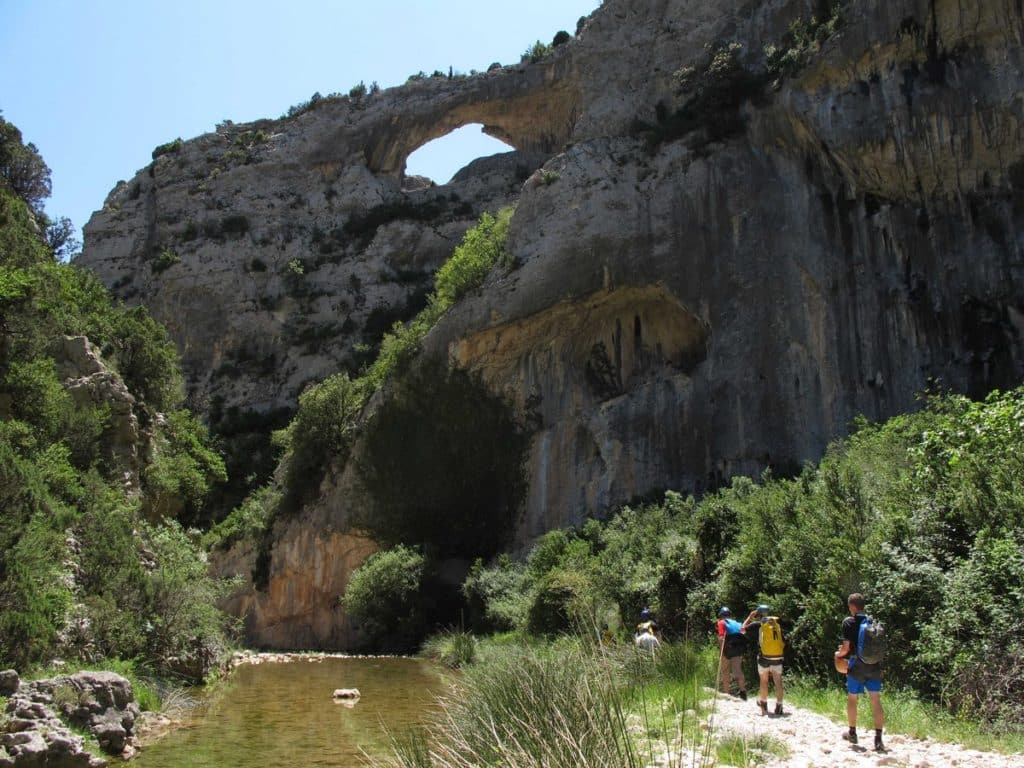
[{"x1": 0, "y1": 669, "x2": 140, "y2": 767}]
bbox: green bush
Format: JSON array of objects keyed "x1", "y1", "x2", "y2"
[
  {"x1": 143, "y1": 410, "x2": 227, "y2": 523},
  {"x1": 522, "y1": 40, "x2": 552, "y2": 63},
  {"x1": 151, "y1": 248, "x2": 180, "y2": 273},
  {"x1": 343, "y1": 545, "x2": 426, "y2": 650},
  {"x1": 421, "y1": 629, "x2": 477, "y2": 668},
  {"x1": 462, "y1": 556, "x2": 529, "y2": 632},
  {"x1": 152, "y1": 138, "x2": 183, "y2": 160},
  {"x1": 277, "y1": 372, "x2": 368, "y2": 512},
  {"x1": 0, "y1": 128, "x2": 230, "y2": 677},
  {"x1": 459, "y1": 388, "x2": 1024, "y2": 729}
]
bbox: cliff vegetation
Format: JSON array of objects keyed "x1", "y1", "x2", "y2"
[{"x1": 0, "y1": 116, "x2": 232, "y2": 682}]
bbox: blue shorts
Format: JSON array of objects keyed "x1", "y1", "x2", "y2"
[{"x1": 846, "y1": 660, "x2": 882, "y2": 694}]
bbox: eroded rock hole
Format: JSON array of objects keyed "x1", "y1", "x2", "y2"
[{"x1": 405, "y1": 124, "x2": 514, "y2": 186}]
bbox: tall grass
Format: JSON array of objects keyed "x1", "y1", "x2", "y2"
[
  {"x1": 421, "y1": 629, "x2": 477, "y2": 668},
  {"x1": 389, "y1": 638, "x2": 735, "y2": 768},
  {"x1": 389, "y1": 640, "x2": 642, "y2": 768}
]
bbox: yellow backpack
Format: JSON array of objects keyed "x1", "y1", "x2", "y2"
[{"x1": 759, "y1": 617, "x2": 785, "y2": 658}]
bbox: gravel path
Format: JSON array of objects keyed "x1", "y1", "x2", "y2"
[{"x1": 691, "y1": 691, "x2": 1024, "y2": 768}]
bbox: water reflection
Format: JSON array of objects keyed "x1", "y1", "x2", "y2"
[{"x1": 134, "y1": 657, "x2": 447, "y2": 767}]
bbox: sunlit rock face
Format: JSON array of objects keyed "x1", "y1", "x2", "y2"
[{"x1": 84, "y1": 0, "x2": 1024, "y2": 647}]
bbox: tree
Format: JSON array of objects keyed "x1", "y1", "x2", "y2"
[{"x1": 0, "y1": 113, "x2": 51, "y2": 210}]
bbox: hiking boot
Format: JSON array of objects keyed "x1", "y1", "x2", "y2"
[
  {"x1": 738, "y1": 690, "x2": 747, "y2": 701},
  {"x1": 842, "y1": 729, "x2": 858, "y2": 745},
  {"x1": 774, "y1": 702, "x2": 784, "y2": 716},
  {"x1": 758, "y1": 700, "x2": 768, "y2": 716},
  {"x1": 874, "y1": 734, "x2": 885, "y2": 752}
]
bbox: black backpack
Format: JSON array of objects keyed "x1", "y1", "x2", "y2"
[{"x1": 856, "y1": 615, "x2": 886, "y2": 665}]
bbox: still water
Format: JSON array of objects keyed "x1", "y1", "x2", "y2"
[{"x1": 134, "y1": 657, "x2": 447, "y2": 767}]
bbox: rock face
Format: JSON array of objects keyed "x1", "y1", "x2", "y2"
[
  {"x1": 0, "y1": 670, "x2": 141, "y2": 767},
  {"x1": 79, "y1": 0, "x2": 1024, "y2": 648},
  {"x1": 53, "y1": 336, "x2": 146, "y2": 492}
]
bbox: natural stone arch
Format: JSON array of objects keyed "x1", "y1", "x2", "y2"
[
  {"x1": 362, "y1": 68, "x2": 581, "y2": 177},
  {"x1": 405, "y1": 124, "x2": 515, "y2": 184}
]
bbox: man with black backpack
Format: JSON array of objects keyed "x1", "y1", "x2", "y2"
[{"x1": 834, "y1": 593, "x2": 885, "y2": 752}]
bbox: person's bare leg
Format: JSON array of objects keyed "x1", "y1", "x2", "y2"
[
  {"x1": 847, "y1": 694, "x2": 858, "y2": 727},
  {"x1": 869, "y1": 692, "x2": 884, "y2": 728},
  {"x1": 772, "y1": 668, "x2": 784, "y2": 713}
]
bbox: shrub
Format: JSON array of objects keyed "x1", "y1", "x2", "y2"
[
  {"x1": 764, "y1": 2, "x2": 845, "y2": 80},
  {"x1": 522, "y1": 40, "x2": 552, "y2": 63},
  {"x1": 431, "y1": 207, "x2": 513, "y2": 308},
  {"x1": 152, "y1": 138, "x2": 183, "y2": 160},
  {"x1": 552, "y1": 30, "x2": 571, "y2": 47},
  {"x1": 151, "y1": 247, "x2": 180, "y2": 274},
  {"x1": 462, "y1": 556, "x2": 529, "y2": 632},
  {"x1": 143, "y1": 410, "x2": 227, "y2": 524},
  {"x1": 526, "y1": 569, "x2": 597, "y2": 636},
  {"x1": 220, "y1": 214, "x2": 249, "y2": 237},
  {"x1": 343, "y1": 545, "x2": 426, "y2": 649},
  {"x1": 203, "y1": 483, "x2": 282, "y2": 551},
  {"x1": 0, "y1": 114, "x2": 52, "y2": 209},
  {"x1": 277, "y1": 372, "x2": 367, "y2": 513},
  {"x1": 348, "y1": 81, "x2": 367, "y2": 99},
  {"x1": 421, "y1": 629, "x2": 477, "y2": 668}
]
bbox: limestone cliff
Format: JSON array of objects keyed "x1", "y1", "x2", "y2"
[{"x1": 78, "y1": 0, "x2": 1024, "y2": 648}]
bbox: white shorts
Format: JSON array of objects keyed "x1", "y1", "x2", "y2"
[{"x1": 758, "y1": 662, "x2": 783, "y2": 675}]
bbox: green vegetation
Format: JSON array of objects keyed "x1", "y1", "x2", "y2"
[
  {"x1": 342, "y1": 545, "x2": 426, "y2": 651},
  {"x1": 0, "y1": 119, "x2": 231, "y2": 681},
  {"x1": 522, "y1": 40, "x2": 552, "y2": 63},
  {"x1": 391, "y1": 638, "x2": 720, "y2": 768},
  {"x1": 257, "y1": 208, "x2": 515, "y2": 528},
  {"x1": 764, "y1": 3, "x2": 845, "y2": 80},
  {"x1": 441, "y1": 387, "x2": 1024, "y2": 736},
  {"x1": 421, "y1": 629, "x2": 477, "y2": 668},
  {"x1": 152, "y1": 137, "x2": 183, "y2": 160},
  {"x1": 151, "y1": 247, "x2": 180, "y2": 274}
]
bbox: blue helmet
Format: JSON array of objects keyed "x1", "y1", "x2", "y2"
[
  {"x1": 757, "y1": 604, "x2": 770, "y2": 615},
  {"x1": 640, "y1": 608, "x2": 653, "y2": 620},
  {"x1": 717, "y1": 607, "x2": 731, "y2": 618}
]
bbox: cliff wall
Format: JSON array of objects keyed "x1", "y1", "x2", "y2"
[{"x1": 77, "y1": 0, "x2": 1024, "y2": 648}]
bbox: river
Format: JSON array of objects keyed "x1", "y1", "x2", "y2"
[{"x1": 133, "y1": 657, "x2": 448, "y2": 767}]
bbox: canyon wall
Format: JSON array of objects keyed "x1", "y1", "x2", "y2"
[{"x1": 78, "y1": 0, "x2": 1024, "y2": 648}]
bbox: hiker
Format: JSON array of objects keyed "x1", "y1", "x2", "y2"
[
  {"x1": 742, "y1": 605, "x2": 785, "y2": 716},
  {"x1": 834, "y1": 593, "x2": 885, "y2": 752},
  {"x1": 634, "y1": 607, "x2": 660, "y2": 651},
  {"x1": 716, "y1": 607, "x2": 747, "y2": 699},
  {"x1": 634, "y1": 623, "x2": 660, "y2": 652}
]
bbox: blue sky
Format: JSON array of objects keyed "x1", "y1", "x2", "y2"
[{"x1": 0, "y1": 0, "x2": 600, "y2": 241}]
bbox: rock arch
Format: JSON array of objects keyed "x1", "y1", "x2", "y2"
[{"x1": 360, "y1": 65, "x2": 582, "y2": 178}]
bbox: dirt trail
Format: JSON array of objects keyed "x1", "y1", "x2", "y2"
[{"x1": 690, "y1": 692, "x2": 1024, "y2": 768}]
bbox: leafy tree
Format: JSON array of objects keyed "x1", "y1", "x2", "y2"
[
  {"x1": 0, "y1": 113, "x2": 51, "y2": 209},
  {"x1": 343, "y1": 545, "x2": 426, "y2": 649}
]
